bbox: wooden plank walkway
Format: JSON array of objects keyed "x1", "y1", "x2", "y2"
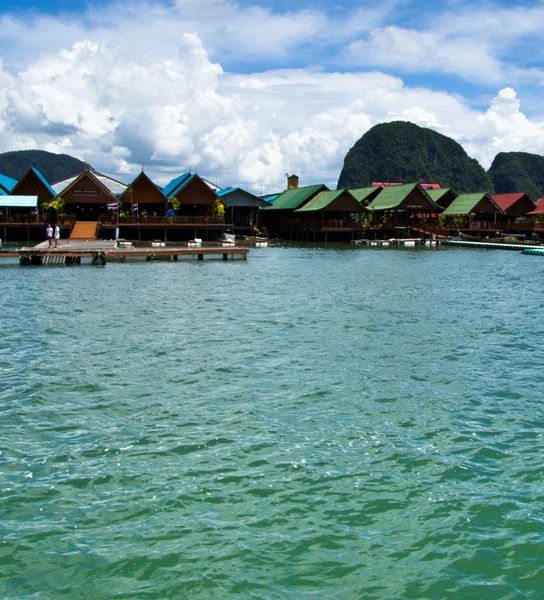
[{"x1": 0, "y1": 240, "x2": 249, "y2": 264}]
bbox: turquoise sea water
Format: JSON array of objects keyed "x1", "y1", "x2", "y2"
[{"x1": 1, "y1": 245, "x2": 543, "y2": 599}]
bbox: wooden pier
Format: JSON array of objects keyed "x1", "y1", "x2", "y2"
[{"x1": 0, "y1": 240, "x2": 249, "y2": 266}]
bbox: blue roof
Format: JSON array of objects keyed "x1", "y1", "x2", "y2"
[
  {"x1": 261, "y1": 194, "x2": 280, "y2": 203},
  {"x1": 31, "y1": 167, "x2": 56, "y2": 197},
  {"x1": 0, "y1": 187, "x2": 7, "y2": 196},
  {"x1": 216, "y1": 187, "x2": 240, "y2": 197},
  {"x1": 162, "y1": 173, "x2": 194, "y2": 199},
  {"x1": 0, "y1": 172, "x2": 17, "y2": 194}
]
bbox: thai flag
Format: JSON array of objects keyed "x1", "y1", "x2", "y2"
[
  {"x1": 131, "y1": 203, "x2": 139, "y2": 213},
  {"x1": 107, "y1": 202, "x2": 118, "y2": 210}
]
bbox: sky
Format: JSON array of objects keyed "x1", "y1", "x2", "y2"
[{"x1": 0, "y1": 0, "x2": 543, "y2": 192}]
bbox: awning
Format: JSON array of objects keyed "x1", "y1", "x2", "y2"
[{"x1": 0, "y1": 195, "x2": 38, "y2": 208}]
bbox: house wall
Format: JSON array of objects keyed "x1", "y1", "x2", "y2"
[
  {"x1": 401, "y1": 188, "x2": 436, "y2": 211},
  {"x1": 63, "y1": 175, "x2": 113, "y2": 205},
  {"x1": 130, "y1": 175, "x2": 167, "y2": 205},
  {"x1": 506, "y1": 196, "x2": 537, "y2": 217},
  {"x1": 325, "y1": 193, "x2": 364, "y2": 212},
  {"x1": 12, "y1": 172, "x2": 54, "y2": 205},
  {"x1": 178, "y1": 177, "x2": 217, "y2": 206}
]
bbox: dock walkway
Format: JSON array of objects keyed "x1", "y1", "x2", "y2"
[{"x1": 0, "y1": 240, "x2": 249, "y2": 265}]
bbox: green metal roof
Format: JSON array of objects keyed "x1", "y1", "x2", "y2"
[
  {"x1": 294, "y1": 190, "x2": 346, "y2": 212},
  {"x1": 442, "y1": 193, "x2": 504, "y2": 215},
  {"x1": 349, "y1": 186, "x2": 380, "y2": 204},
  {"x1": 264, "y1": 184, "x2": 328, "y2": 211},
  {"x1": 368, "y1": 183, "x2": 434, "y2": 211},
  {"x1": 427, "y1": 188, "x2": 451, "y2": 202}
]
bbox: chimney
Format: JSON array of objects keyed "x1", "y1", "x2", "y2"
[{"x1": 287, "y1": 174, "x2": 299, "y2": 190}]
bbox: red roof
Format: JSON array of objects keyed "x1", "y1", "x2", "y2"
[
  {"x1": 492, "y1": 193, "x2": 528, "y2": 211},
  {"x1": 371, "y1": 182, "x2": 440, "y2": 189},
  {"x1": 527, "y1": 197, "x2": 544, "y2": 215}
]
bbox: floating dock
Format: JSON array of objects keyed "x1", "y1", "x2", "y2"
[
  {"x1": 521, "y1": 247, "x2": 544, "y2": 256},
  {"x1": 351, "y1": 238, "x2": 439, "y2": 247},
  {"x1": 0, "y1": 240, "x2": 249, "y2": 266},
  {"x1": 442, "y1": 240, "x2": 543, "y2": 251}
]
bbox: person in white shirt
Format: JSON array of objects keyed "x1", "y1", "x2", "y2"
[
  {"x1": 46, "y1": 224, "x2": 53, "y2": 248},
  {"x1": 54, "y1": 223, "x2": 61, "y2": 248}
]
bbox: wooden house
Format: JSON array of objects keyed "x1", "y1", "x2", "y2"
[
  {"x1": 9, "y1": 167, "x2": 56, "y2": 208},
  {"x1": 442, "y1": 192, "x2": 505, "y2": 228},
  {"x1": 216, "y1": 187, "x2": 269, "y2": 232},
  {"x1": 52, "y1": 169, "x2": 127, "y2": 221}
]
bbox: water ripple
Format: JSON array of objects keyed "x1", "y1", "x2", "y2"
[{"x1": 1, "y1": 247, "x2": 543, "y2": 598}]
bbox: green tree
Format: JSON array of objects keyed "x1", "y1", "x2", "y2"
[
  {"x1": 210, "y1": 198, "x2": 225, "y2": 218},
  {"x1": 47, "y1": 196, "x2": 65, "y2": 221},
  {"x1": 169, "y1": 196, "x2": 180, "y2": 214}
]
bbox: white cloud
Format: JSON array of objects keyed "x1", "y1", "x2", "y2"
[
  {"x1": 468, "y1": 87, "x2": 544, "y2": 167},
  {"x1": 0, "y1": 2, "x2": 543, "y2": 191},
  {"x1": 346, "y1": 26, "x2": 506, "y2": 84}
]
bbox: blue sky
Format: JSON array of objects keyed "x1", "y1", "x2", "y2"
[{"x1": 0, "y1": 0, "x2": 542, "y2": 190}]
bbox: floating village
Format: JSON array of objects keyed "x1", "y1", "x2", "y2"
[{"x1": 1, "y1": 167, "x2": 544, "y2": 265}]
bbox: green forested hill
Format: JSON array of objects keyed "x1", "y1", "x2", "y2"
[
  {"x1": 337, "y1": 121, "x2": 494, "y2": 193},
  {"x1": 487, "y1": 152, "x2": 544, "y2": 199},
  {"x1": 0, "y1": 150, "x2": 88, "y2": 184}
]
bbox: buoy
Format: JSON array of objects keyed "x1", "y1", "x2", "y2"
[{"x1": 92, "y1": 253, "x2": 107, "y2": 266}]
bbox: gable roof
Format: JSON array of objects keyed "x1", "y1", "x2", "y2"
[
  {"x1": 265, "y1": 184, "x2": 328, "y2": 211},
  {"x1": 30, "y1": 167, "x2": 56, "y2": 197},
  {"x1": 120, "y1": 171, "x2": 166, "y2": 201},
  {"x1": 426, "y1": 188, "x2": 458, "y2": 209},
  {"x1": 261, "y1": 193, "x2": 280, "y2": 203},
  {"x1": 52, "y1": 169, "x2": 126, "y2": 202},
  {"x1": 10, "y1": 166, "x2": 56, "y2": 198},
  {"x1": 527, "y1": 198, "x2": 544, "y2": 215},
  {"x1": 216, "y1": 187, "x2": 268, "y2": 208},
  {"x1": 216, "y1": 187, "x2": 241, "y2": 197},
  {"x1": 0, "y1": 172, "x2": 18, "y2": 194},
  {"x1": 294, "y1": 189, "x2": 363, "y2": 212},
  {"x1": 52, "y1": 169, "x2": 127, "y2": 198},
  {"x1": 201, "y1": 177, "x2": 222, "y2": 192},
  {"x1": 368, "y1": 183, "x2": 437, "y2": 211},
  {"x1": 492, "y1": 193, "x2": 536, "y2": 212},
  {"x1": 161, "y1": 173, "x2": 194, "y2": 199},
  {"x1": 427, "y1": 188, "x2": 453, "y2": 202},
  {"x1": 442, "y1": 192, "x2": 505, "y2": 216},
  {"x1": 349, "y1": 186, "x2": 382, "y2": 205}
]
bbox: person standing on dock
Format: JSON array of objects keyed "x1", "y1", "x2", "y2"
[
  {"x1": 46, "y1": 224, "x2": 53, "y2": 248},
  {"x1": 54, "y1": 223, "x2": 60, "y2": 248}
]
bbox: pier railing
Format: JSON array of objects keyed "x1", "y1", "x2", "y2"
[
  {"x1": 501, "y1": 222, "x2": 544, "y2": 232},
  {"x1": 276, "y1": 218, "x2": 364, "y2": 230},
  {"x1": 98, "y1": 215, "x2": 226, "y2": 226},
  {"x1": 0, "y1": 213, "x2": 76, "y2": 226}
]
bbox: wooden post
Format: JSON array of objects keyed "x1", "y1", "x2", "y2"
[
  {"x1": 198, "y1": 254, "x2": 204, "y2": 261},
  {"x1": 223, "y1": 253, "x2": 228, "y2": 261}
]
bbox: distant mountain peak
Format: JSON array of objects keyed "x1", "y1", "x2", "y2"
[
  {"x1": 0, "y1": 149, "x2": 89, "y2": 184},
  {"x1": 337, "y1": 121, "x2": 494, "y2": 194},
  {"x1": 488, "y1": 151, "x2": 544, "y2": 199}
]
